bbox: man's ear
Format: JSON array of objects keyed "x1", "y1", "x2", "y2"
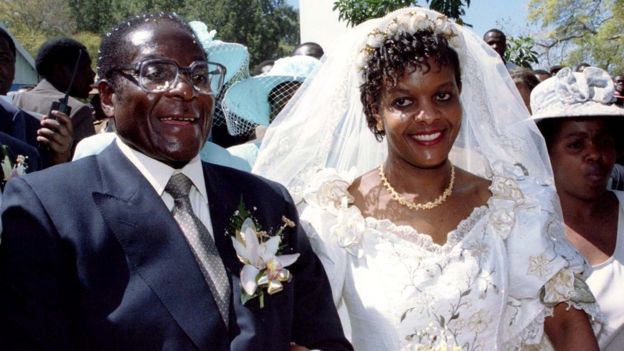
[{"x1": 98, "y1": 80, "x2": 115, "y2": 118}]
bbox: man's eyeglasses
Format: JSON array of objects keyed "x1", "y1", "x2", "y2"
[{"x1": 108, "y1": 59, "x2": 226, "y2": 95}]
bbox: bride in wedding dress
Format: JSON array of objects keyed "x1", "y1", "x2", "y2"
[{"x1": 254, "y1": 7, "x2": 600, "y2": 350}]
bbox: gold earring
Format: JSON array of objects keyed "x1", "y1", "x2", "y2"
[{"x1": 376, "y1": 120, "x2": 384, "y2": 132}]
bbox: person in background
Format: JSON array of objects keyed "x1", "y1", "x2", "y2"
[
  {"x1": 483, "y1": 28, "x2": 517, "y2": 70},
  {"x1": 531, "y1": 66, "x2": 624, "y2": 351},
  {"x1": 534, "y1": 68, "x2": 552, "y2": 82},
  {"x1": 252, "y1": 59, "x2": 274, "y2": 76},
  {"x1": 576, "y1": 62, "x2": 591, "y2": 72},
  {"x1": 0, "y1": 27, "x2": 73, "y2": 167},
  {"x1": 613, "y1": 74, "x2": 624, "y2": 107},
  {"x1": 291, "y1": 42, "x2": 324, "y2": 59},
  {"x1": 550, "y1": 64, "x2": 564, "y2": 75},
  {"x1": 510, "y1": 67, "x2": 540, "y2": 112},
  {"x1": 12, "y1": 37, "x2": 95, "y2": 148}
]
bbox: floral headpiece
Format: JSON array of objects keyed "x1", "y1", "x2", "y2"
[{"x1": 356, "y1": 10, "x2": 459, "y2": 81}]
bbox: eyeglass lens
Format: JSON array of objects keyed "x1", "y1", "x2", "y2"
[{"x1": 139, "y1": 61, "x2": 223, "y2": 94}]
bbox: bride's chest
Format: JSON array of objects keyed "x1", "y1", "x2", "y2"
[{"x1": 345, "y1": 221, "x2": 508, "y2": 325}]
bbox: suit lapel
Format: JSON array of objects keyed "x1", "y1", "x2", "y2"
[
  {"x1": 203, "y1": 164, "x2": 244, "y2": 274},
  {"x1": 203, "y1": 164, "x2": 268, "y2": 347},
  {"x1": 92, "y1": 144, "x2": 227, "y2": 350}
]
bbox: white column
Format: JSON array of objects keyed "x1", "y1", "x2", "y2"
[{"x1": 299, "y1": 0, "x2": 350, "y2": 55}]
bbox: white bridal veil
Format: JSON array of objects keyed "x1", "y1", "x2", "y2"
[{"x1": 253, "y1": 7, "x2": 553, "y2": 202}]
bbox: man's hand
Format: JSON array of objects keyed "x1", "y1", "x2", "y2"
[{"x1": 37, "y1": 110, "x2": 74, "y2": 165}]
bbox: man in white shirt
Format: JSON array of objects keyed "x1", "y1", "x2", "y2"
[{"x1": 0, "y1": 12, "x2": 351, "y2": 351}]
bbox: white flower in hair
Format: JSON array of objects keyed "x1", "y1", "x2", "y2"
[
  {"x1": 407, "y1": 12, "x2": 427, "y2": 33},
  {"x1": 356, "y1": 10, "x2": 457, "y2": 81},
  {"x1": 356, "y1": 52, "x2": 369, "y2": 72},
  {"x1": 386, "y1": 20, "x2": 399, "y2": 37},
  {"x1": 395, "y1": 17, "x2": 410, "y2": 35},
  {"x1": 435, "y1": 16, "x2": 454, "y2": 36},
  {"x1": 366, "y1": 29, "x2": 386, "y2": 48}
]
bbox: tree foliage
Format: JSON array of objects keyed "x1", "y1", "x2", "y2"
[
  {"x1": 0, "y1": 0, "x2": 298, "y2": 68},
  {"x1": 505, "y1": 36, "x2": 539, "y2": 69},
  {"x1": 333, "y1": 0, "x2": 470, "y2": 27},
  {"x1": 529, "y1": 0, "x2": 624, "y2": 74}
]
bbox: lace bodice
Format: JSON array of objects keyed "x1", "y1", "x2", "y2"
[{"x1": 299, "y1": 169, "x2": 601, "y2": 351}]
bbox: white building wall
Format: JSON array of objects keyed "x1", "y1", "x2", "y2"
[{"x1": 299, "y1": 0, "x2": 350, "y2": 55}]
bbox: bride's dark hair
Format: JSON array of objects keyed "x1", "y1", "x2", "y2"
[{"x1": 360, "y1": 30, "x2": 462, "y2": 141}]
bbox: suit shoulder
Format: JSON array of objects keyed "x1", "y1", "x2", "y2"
[{"x1": 20, "y1": 156, "x2": 98, "y2": 188}]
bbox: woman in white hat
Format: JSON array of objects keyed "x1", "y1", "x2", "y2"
[
  {"x1": 532, "y1": 66, "x2": 624, "y2": 351},
  {"x1": 254, "y1": 7, "x2": 600, "y2": 350}
]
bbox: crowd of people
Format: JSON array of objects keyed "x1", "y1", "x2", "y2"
[{"x1": 0, "y1": 7, "x2": 622, "y2": 350}]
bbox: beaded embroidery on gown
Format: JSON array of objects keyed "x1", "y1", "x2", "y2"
[{"x1": 299, "y1": 169, "x2": 600, "y2": 351}]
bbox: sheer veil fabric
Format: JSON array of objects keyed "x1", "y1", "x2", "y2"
[
  {"x1": 253, "y1": 7, "x2": 554, "y2": 203},
  {"x1": 253, "y1": 7, "x2": 601, "y2": 350}
]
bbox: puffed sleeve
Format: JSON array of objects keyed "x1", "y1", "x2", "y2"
[
  {"x1": 297, "y1": 169, "x2": 365, "y2": 338},
  {"x1": 300, "y1": 205, "x2": 349, "y2": 307},
  {"x1": 494, "y1": 177, "x2": 602, "y2": 348}
]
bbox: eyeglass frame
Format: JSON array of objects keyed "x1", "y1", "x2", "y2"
[{"x1": 106, "y1": 58, "x2": 226, "y2": 96}]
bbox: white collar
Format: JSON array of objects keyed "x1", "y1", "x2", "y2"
[{"x1": 115, "y1": 138, "x2": 208, "y2": 202}]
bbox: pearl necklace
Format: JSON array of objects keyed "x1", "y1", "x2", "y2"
[{"x1": 378, "y1": 164, "x2": 456, "y2": 210}]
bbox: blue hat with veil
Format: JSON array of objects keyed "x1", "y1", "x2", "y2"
[
  {"x1": 189, "y1": 21, "x2": 250, "y2": 127},
  {"x1": 221, "y1": 55, "x2": 321, "y2": 136}
]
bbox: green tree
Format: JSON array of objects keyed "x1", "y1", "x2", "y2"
[
  {"x1": 505, "y1": 35, "x2": 539, "y2": 69},
  {"x1": 190, "y1": 0, "x2": 298, "y2": 66},
  {"x1": 529, "y1": 0, "x2": 624, "y2": 74},
  {"x1": 0, "y1": 0, "x2": 75, "y2": 55},
  {"x1": 333, "y1": 0, "x2": 471, "y2": 27},
  {"x1": 1, "y1": 0, "x2": 298, "y2": 69}
]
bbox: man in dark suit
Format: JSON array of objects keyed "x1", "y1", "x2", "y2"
[{"x1": 0, "y1": 13, "x2": 351, "y2": 351}]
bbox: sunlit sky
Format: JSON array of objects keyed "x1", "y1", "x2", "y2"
[{"x1": 286, "y1": 0, "x2": 533, "y2": 37}]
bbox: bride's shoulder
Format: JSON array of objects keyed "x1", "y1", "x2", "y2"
[
  {"x1": 455, "y1": 168, "x2": 491, "y2": 203},
  {"x1": 347, "y1": 168, "x2": 379, "y2": 205}
]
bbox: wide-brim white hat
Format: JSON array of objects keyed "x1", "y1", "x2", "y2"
[{"x1": 530, "y1": 67, "x2": 624, "y2": 120}]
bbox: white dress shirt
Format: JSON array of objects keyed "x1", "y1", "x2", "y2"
[{"x1": 116, "y1": 138, "x2": 214, "y2": 237}]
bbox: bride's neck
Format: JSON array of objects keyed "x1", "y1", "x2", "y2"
[{"x1": 382, "y1": 157, "x2": 453, "y2": 198}]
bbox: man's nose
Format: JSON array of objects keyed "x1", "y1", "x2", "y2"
[{"x1": 168, "y1": 74, "x2": 196, "y2": 100}]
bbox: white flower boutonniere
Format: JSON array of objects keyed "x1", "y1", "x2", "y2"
[{"x1": 229, "y1": 201, "x2": 300, "y2": 308}]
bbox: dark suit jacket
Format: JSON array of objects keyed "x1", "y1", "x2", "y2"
[
  {"x1": 0, "y1": 98, "x2": 41, "y2": 149},
  {"x1": 0, "y1": 144, "x2": 351, "y2": 351}
]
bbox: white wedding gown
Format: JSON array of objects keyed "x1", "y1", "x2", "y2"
[{"x1": 299, "y1": 169, "x2": 601, "y2": 351}]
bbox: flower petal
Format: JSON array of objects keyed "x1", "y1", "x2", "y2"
[
  {"x1": 276, "y1": 253, "x2": 300, "y2": 268},
  {"x1": 241, "y1": 218, "x2": 260, "y2": 263},
  {"x1": 260, "y1": 235, "x2": 281, "y2": 262},
  {"x1": 240, "y1": 264, "x2": 260, "y2": 296},
  {"x1": 231, "y1": 237, "x2": 249, "y2": 263}
]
